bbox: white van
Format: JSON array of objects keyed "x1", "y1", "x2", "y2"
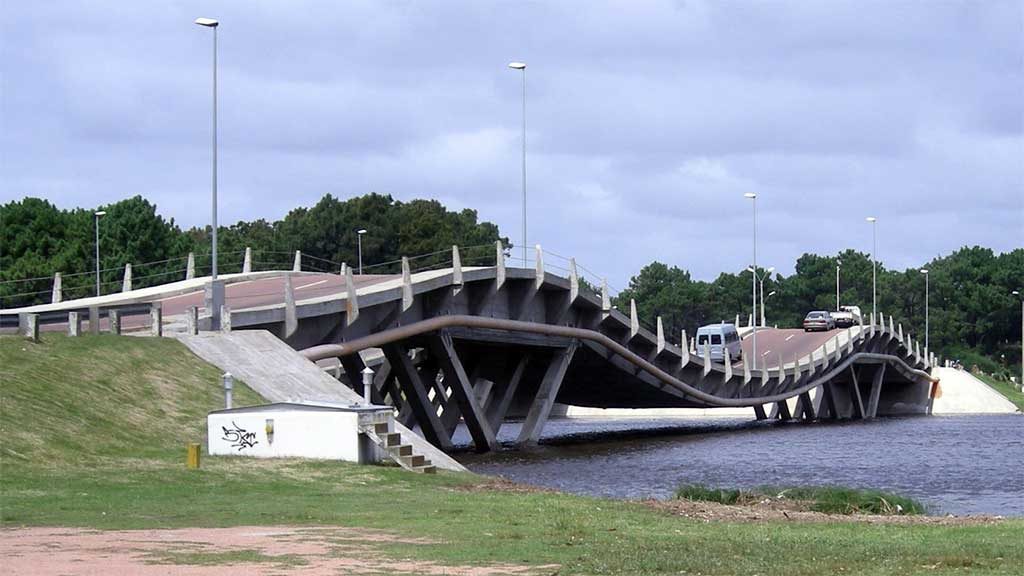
[{"x1": 696, "y1": 323, "x2": 743, "y2": 363}]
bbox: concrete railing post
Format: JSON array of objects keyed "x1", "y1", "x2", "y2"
[
  {"x1": 109, "y1": 310, "x2": 121, "y2": 335},
  {"x1": 68, "y1": 311, "x2": 81, "y2": 337},
  {"x1": 495, "y1": 241, "x2": 506, "y2": 289},
  {"x1": 293, "y1": 250, "x2": 302, "y2": 272},
  {"x1": 452, "y1": 245, "x2": 463, "y2": 286},
  {"x1": 679, "y1": 330, "x2": 690, "y2": 368},
  {"x1": 51, "y1": 272, "x2": 62, "y2": 304},
  {"x1": 601, "y1": 279, "x2": 611, "y2": 313},
  {"x1": 23, "y1": 314, "x2": 39, "y2": 342},
  {"x1": 340, "y1": 262, "x2": 348, "y2": 277},
  {"x1": 122, "y1": 263, "x2": 132, "y2": 292},
  {"x1": 534, "y1": 244, "x2": 544, "y2": 288},
  {"x1": 186, "y1": 252, "x2": 196, "y2": 280},
  {"x1": 186, "y1": 306, "x2": 199, "y2": 335},
  {"x1": 344, "y1": 266, "x2": 360, "y2": 326},
  {"x1": 150, "y1": 303, "x2": 163, "y2": 337},
  {"x1": 401, "y1": 257, "x2": 413, "y2": 311},
  {"x1": 242, "y1": 247, "x2": 252, "y2": 273},
  {"x1": 629, "y1": 299, "x2": 639, "y2": 338},
  {"x1": 284, "y1": 274, "x2": 297, "y2": 338},
  {"x1": 221, "y1": 305, "x2": 232, "y2": 333},
  {"x1": 89, "y1": 306, "x2": 100, "y2": 335}
]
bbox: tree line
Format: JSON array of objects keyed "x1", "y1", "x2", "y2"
[
  {"x1": 2, "y1": 193, "x2": 1020, "y2": 376},
  {"x1": 0, "y1": 194, "x2": 506, "y2": 306},
  {"x1": 614, "y1": 247, "x2": 1023, "y2": 377}
]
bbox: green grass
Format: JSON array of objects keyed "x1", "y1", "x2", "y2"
[
  {"x1": 975, "y1": 373, "x2": 1024, "y2": 411},
  {"x1": 675, "y1": 484, "x2": 927, "y2": 515},
  {"x1": 2, "y1": 334, "x2": 1023, "y2": 575}
]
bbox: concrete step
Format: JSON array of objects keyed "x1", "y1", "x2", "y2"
[
  {"x1": 383, "y1": 432, "x2": 402, "y2": 447},
  {"x1": 389, "y1": 444, "x2": 413, "y2": 457},
  {"x1": 413, "y1": 464, "x2": 436, "y2": 474},
  {"x1": 373, "y1": 422, "x2": 390, "y2": 434},
  {"x1": 400, "y1": 454, "x2": 426, "y2": 468}
]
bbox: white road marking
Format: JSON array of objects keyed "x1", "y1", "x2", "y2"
[
  {"x1": 785, "y1": 334, "x2": 795, "y2": 341},
  {"x1": 296, "y1": 279, "x2": 328, "y2": 291},
  {"x1": 762, "y1": 350, "x2": 770, "y2": 356}
]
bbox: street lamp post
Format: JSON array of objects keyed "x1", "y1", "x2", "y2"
[
  {"x1": 94, "y1": 210, "x2": 106, "y2": 297},
  {"x1": 357, "y1": 229, "x2": 367, "y2": 274},
  {"x1": 836, "y1": 259, "x2": 842, "y2": 311},
  {"x1": 744, "y1": 192, "x2": 758, "y2": 368},
  {"x1": 508, "y1": 61, "x2": 527, "y2": 266},
  {"x1": 866, "y1": 217, "x2": 878, "y2": 324},
  {"x1": 920, "y1": 269, "x2": 929, "y2": 352},
  {"x1": 748, "y1": 266, "x2": 774, "y2": 328},
  {"x1": 1013, "y1": 290, "x2": 1023, "y2": 390},
  {"x1": 195, "y1": 16, "x2": 222, "y2": 329}
]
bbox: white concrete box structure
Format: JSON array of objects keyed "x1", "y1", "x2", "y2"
[{"x1": 207, "y1": 402, "x2": 391, "y2": 463}]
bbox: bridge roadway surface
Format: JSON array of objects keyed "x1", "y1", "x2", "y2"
[
  {"x1": 742, "y1": 328, "x2": 842, "y2": 369},
  {"x1": 4, "y1": 272, "x2": 394, "y2": 332}
]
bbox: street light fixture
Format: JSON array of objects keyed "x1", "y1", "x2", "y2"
[
  {"x1": 195, "y1": 16, "x2": 222, "y2": 329},
  {"x1": 866, "y1": 217, "x2": 878, "y2": 324},
  {"x1": 920, "y1": 269, "x2": 929, "y2": 352},
  {"x1": 94, "y1": 210, "x2": 106, "y2": 297},
  {"x1": 357, "y1": 229, "x2": 368, "y2": 275},
  {"x1": 744, "y1": 192, "x2": 758, "y2": 369},
  {"x1": 836, "y1": 258, "x2": 842, "y2": 311},
  {"x1": 747, "y1": 265, "x2": 774, "y2": 328},
  {"x1": 508, "y1": 61, "x2": 527, "y2": 265},
  {"x1": 1013, "y1": 290, "x2": 1022, "y2": 390}
]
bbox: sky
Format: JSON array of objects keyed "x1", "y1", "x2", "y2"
[{"x1": 2, "y1": 1, "x2": 1022, "y2": 290}]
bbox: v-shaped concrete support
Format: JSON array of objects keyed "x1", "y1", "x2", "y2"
[
  {"x1": 383, "y1": 343, "x2": 453, "y2": 451},
  {"x1": 518, "y1": 341, "x2": 578, "y2": 447},
  {"x1": 428, "y1": 332, "x2": 499, "y2": 452}
]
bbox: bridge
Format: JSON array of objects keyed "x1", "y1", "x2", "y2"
[{"x1": 2, "y1": 242, "x2": 938, "y2": 454}]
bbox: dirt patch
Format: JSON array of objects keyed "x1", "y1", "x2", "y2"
[
  {"x1": 646, "y1": 497, "x2": 1004, "y2": 525},
  {"x1": 0, "y1": 526, "x2": 560, "y2": 575}
]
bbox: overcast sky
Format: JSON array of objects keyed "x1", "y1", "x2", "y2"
[{"x1": 2, "y1": 1, "x2": 1021, "y2": 289}]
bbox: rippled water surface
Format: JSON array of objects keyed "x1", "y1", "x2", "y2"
[{"x1": 456, "y1": 414, "x2": 1024, "y2": 516}]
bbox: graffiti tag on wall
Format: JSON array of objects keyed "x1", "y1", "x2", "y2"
[{"x1": 222, "y1": 421, "x2": 258, "y2": 451}]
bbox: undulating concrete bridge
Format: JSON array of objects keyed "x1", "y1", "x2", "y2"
[{"x1": 3, "y1": 242, "x2": 938, "y2": 454}]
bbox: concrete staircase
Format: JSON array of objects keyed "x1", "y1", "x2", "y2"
[
  {"x1": 361, "y1": 421, "x2": 436, "y2": 474},
  {"x1": 178, "y1": 330, "x2": 466, "y2": 472}
]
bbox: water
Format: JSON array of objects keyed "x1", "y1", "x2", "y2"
[{"x1": 456, "y1": 414, "x2": 1024, "y2": 516}]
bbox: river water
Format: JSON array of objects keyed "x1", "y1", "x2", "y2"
[{"x1": 455, "y1": 414, "x2": 1024, "y2": 517}]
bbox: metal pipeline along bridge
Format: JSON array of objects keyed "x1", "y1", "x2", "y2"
[{"x1": 2, "y1": 242, "x2": 939, "y2": 455}]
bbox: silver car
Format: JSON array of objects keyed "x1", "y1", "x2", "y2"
[{"x1": 803, "y1": 311, "x2": 835, "y2": 332}]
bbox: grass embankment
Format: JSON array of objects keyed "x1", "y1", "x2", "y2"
[
  {"x1": 2, "y1": 335, "x2": 1023, "y2": 575},
  {"x1": 975, "y1": 373, "x2": 1024, "y2": 412},
  {"x1": 676, "y1": 485, "x2": 926, "y2": 515}
]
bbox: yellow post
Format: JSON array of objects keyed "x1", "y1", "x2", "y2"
[{"x1": 186, "y1": 443, "x2": 201, "y2": 469}]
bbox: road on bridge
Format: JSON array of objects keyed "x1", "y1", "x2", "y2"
[{"x1": 741, "y1": 327, "x2": 843, "y2": 369}]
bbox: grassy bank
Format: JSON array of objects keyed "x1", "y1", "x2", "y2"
[
  {"x1": 975, "y1": 372, "x2": 1024, "y2": 411},
  {"x1": 2, "y1": 335, "x2": 1023, "y2": 575},
  {"x1": 676, "y1": 484, "x2": 927, "y2": 515}
]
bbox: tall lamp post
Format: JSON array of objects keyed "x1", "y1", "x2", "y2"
[
  {"x1": 866, "y1": 217, "x2": 878, "y2": 324},
  {"x1": 195, "y1": 16, "x2": 222, "y2": 329},
  {"x1": 836, "y1": 258, "x2": 842, "y2": 310},
  {"x1": 920, "y1": 268, "x2": 929, "y2": 352},
  {"x1": 766, "y1": 290, "x2": 777, "y2": 325},
  {"x1": 748, "y1": 266, "x2": 774, "y2": 328},
  {"x1": 1013, "y1": 290, "x2": 1023, "y2": 390},
  {"x1": 508, "y1": 61, "x2": 527, "y2": 265},
  {"x1": 744, "y1": 192, "x2": 758, "y2": 368},
  {"x1": 94, "y1": 210, "x2": 106, "y2": 297},
  {"x1": 357, "y1": 229, "x2": 367, "y2": 274}
]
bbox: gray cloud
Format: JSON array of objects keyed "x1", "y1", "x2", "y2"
[{"x1": 2, "y1": 0, "x2": 1021, "y2": 289}]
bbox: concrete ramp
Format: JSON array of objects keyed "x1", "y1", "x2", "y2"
[
  {"x1": 179, "y1": 330, "x2": 467, "y2": 472},
  {"x1": 931, "y1": 367, "x2": 1019, "y2": 415}
]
